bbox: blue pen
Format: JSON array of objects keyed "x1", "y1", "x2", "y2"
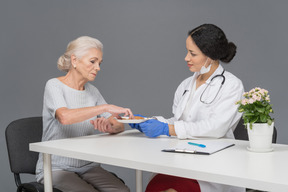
[{"x1": 188, "y1": 142, "x2": 206, "y2": 148}]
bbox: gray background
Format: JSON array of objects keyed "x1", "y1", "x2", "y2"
[{"x1": 1, "y1": 0, "x2": 287, "y2": 191}]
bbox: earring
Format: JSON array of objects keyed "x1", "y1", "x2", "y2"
[{"x1": 73, "y1": 65, "x2": 76, "y2": 69}]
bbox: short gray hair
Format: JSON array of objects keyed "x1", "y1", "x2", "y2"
[{"x1": 57, "y1": 36, "x2": 103, "y2": 72}]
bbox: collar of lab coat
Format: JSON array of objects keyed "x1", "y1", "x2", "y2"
[
  {"x1": 175, "y1": 64, "x2": 225, "y2": 120},
  {"x1": 185, "y1": 64, "x2": 224, "y2": 91},
  {"x1": 199, "y1": 64, "x2": 224, "y2": 84}
]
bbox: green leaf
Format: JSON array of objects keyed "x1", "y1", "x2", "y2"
[
  {"x1": 250, "y1": 116, "x2": 259, "y2": 124},
  {"x1": 260, "y1": 114, "x2": 267, "y2": 123},
  {"x1": 267, "y1": 119, "x2": 273, "y2": 126},
  {"x1": 238, "y1": 108, "x2": 244, "y2": 112},
  {"x1": 249, "y1": 122, "x2": 253, "y2": 130},
  {"x1": 243, "y1": 112, "x2": 255, "y2": 116},
  {"x1": 266, "y1": 105, "x2": 271, "y2": 110},
  {"x1": 255, "y1": 107, "x2": 265, "y2": 113}
]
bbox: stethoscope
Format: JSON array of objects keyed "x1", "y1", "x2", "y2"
[{"x1": 182, "y1": 69, "x2": 226, "y2": 104}]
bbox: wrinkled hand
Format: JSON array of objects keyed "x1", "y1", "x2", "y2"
[
  {"x1": 107, "y1": 104, "x2": 134, "y2": 119},
  {"x1": 140, "y1": 119, "x2": 169, "y2": 138},
  {"x1": 90, "y1": 117, "x2": 114, "y2": 133},
  {"x1": 129, "y1": 114, "x2": 146, "y2": 132}
]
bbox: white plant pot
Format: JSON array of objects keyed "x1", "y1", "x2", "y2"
[{"x1": 247, "y1": 122, "x2": 274, "y2": 152}]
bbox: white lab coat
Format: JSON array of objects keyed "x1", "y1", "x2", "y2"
[{"x1": 156, "y1": 64, "x2": 245, "y2": 192}]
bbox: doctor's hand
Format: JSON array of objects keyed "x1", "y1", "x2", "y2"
[
  {"x1": 129, "y1": 114, "x2": 146, "y2": 132},
  {"x1": 140, "y1": 119, "x2": 170, "y2": 138}
]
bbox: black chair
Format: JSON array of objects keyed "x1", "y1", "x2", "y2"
[
  {"x1": 5, "y1": 117, "x2": 62, "y2": 192},
  {"x1": 6, "y1": 117, "x2": 125, "y2": 192},
  {"x1": 234, "y1": 118, "x2": 277, "y2": 143}
]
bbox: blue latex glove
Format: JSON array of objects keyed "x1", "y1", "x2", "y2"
[
  {"x1": 129, "y1": 114, "x2": 146, "y2": 132},
  {"x1": 140, "y1": 119, "x2": 170, "y2": 138}
]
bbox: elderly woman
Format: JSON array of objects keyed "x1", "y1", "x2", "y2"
[
  {"x1": 131, "y1": 24, "x2": 245, "y2": 192},
  {"x1": 36, "y1": 36, "x2": 132, "y2": 192}
]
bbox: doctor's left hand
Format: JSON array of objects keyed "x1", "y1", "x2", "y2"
[
  {"x1": 140, "y1": 119, "x2": 170, "y2": 138},
  {"x1": 129, "y1": 114, "x2": 146, "y2": 132}
]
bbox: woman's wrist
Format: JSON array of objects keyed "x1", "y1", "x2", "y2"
[
  {"x1": 98, "y1": 104, "x2": 110, "y2": 114},
  {"x1": 108, "y1": 116, "x2": 124, "y2": 134},
  {"x1": 111, "y1": 125, "x2": 124, "y2": 134}
]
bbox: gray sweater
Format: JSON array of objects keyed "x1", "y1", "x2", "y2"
[{"x1": 36, "y1": 78, "x2": 111, "y2": 181}]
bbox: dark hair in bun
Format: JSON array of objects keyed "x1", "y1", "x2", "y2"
[{"x1": 188, "y1": 24, "x2": 237, "y2": 63}]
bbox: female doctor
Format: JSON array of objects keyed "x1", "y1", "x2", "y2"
[{"x1": 130, "y1": 24, "x2": 245, "y2": 192}]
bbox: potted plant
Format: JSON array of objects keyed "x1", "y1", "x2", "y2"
[{"x1": 236, "y1": 87, "x2": 274, "y2": 152}]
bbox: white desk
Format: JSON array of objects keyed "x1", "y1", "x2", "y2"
[{"x1": 30, "y1": 130, "x2": 288, "y2": 192}]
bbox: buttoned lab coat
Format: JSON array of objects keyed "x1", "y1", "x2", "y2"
[{"x1": 156, "y1": 65, "x2": 245, "y2": 192}]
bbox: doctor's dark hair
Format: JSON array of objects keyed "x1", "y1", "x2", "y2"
[{"x1": 188, "y1": 24, "x2": 237, "y2": 63}]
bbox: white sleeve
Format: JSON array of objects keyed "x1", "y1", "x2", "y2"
[
  {"x1": 174, "y1": 77, "x2": 244, "y2": 139},
  {"x1": 153, "y1": 116, "x2": 177, "y2": 124},
  {"x1": 154, "y1": 78, "x2": 190, "y2": 125}
]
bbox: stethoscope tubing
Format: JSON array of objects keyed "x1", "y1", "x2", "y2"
[{"x1": 182, "y1": 69, "x2": 226, "y2": 104}]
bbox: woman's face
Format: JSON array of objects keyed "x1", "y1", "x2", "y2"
[
  {"x1": 185, "y1": 36, "x2": 210, "y2": 73},
  {"x1": 73, "y1": 48, "x2": 103, "y2": 81}
]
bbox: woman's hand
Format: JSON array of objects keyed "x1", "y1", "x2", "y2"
[
  {"x1": 90, "y1": 116, "x2": 124, "y2": 134},
  {"x1": 90, "y1": 117, "x2": 114, "y2": 133},
  {"x1": 106, "y1": 104, "x2": 134, "y2": 119}
]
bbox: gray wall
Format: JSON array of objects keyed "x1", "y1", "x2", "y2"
[{"x1": 1, "y1": 0, "x2": 287, "y2": 191}]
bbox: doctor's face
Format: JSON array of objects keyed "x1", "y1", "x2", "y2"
[{"x1": 185, "y1": 36, "x2": 209, "y2": 73}]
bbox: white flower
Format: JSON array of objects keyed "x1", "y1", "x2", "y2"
[{"x1": 249, "y1": 98, "x2": 255, "y2": 104}]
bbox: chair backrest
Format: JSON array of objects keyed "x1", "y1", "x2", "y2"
[
  {"x1": 234, "y1": 118, "x2": 277, "y2": 143},
  {"x1": 5, "y1": 117, "x2": 43, "y2": 175}
]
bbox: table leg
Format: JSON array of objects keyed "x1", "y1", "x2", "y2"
[
  {"x1": 136, "y1": 169, "x2": 143, "y2": 192},
  {"x1": 43, "y1": 153, "x2": 53, "y2": 192}
]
